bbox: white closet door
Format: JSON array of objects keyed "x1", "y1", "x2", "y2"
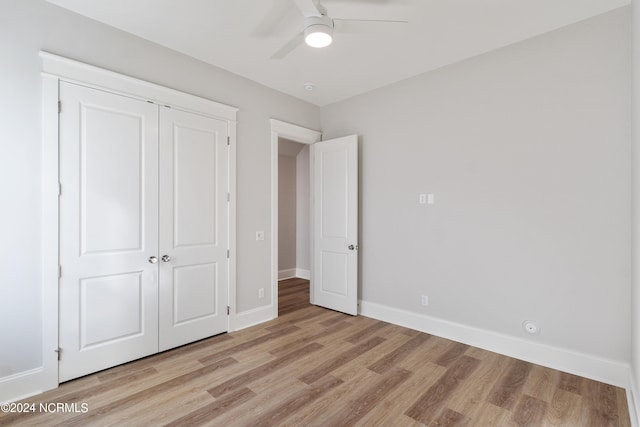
[
  {"x1": 158, "y1": 107, "x2": 229, "y2": 351},
  {"x1": 58, "y1": 82, "x2": 159, "y2": 382}
]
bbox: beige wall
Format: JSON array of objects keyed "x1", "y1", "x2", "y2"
[
  {"x1": 321, "y1": 7, "x2": 631, "y2": 363},
  {"x1": 278, "y1": 154, "x2": 297, "y2": 271},
  {"x1": 278, "y1": 139, "x2": 310, "y2": 275},
  {"x1": 296, "y1": 145, "x2": 311, "y2": 272}
]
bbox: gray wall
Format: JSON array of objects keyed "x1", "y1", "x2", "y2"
[
  {"x1": 278, "y1": 154, "x2": 297, "y2": 271},
  {"x1": 296, "y1": 145, "x2": 311, "y2": 272},
  {"x1": 320, "y1": 7, "x2": 631, "y2": 363},
  {"x1": 632, "y1": 0, "x2": 640, "y2": 413},
  {"x1": 277, "y1": 139, "x2": 310, "y2": 275},
  {"x1": 0, "y1": 0, "x2": 319, "y2": 379}
]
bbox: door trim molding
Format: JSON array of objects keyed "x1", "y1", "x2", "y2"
[
  {"x1": 269, "y1": 119, "x2": 321, "y2": 319},
  {"x1": 40, "y1": 74, "x2": 61, "y2": 397},
  {"x1": 227, "y1": 122, "x2": 238, "y2": 331},
  {"x1": 38, "y1": 52, "x2": 237, "y2": 399},
  {"x1": 40, "y1": 52, "x2": 238, "y2": 120}
]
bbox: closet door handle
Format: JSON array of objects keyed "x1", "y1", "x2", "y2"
[
  {"x1": 148, "y1": 256, "x2": 158, "y2": 264},
  {"x1": 161, "y1": 255, "x2": 171, "y2": 263}
]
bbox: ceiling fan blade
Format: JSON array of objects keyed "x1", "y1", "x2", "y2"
[
  {"x1": 270, "y1": 32, "x2": 304, "y2": 59},
  {"x1": 333, "y1": 18, "x2": 408, "y2": 35},
  {"x1": 293, "y1": 0, "x2": 324, "y2": 17}
]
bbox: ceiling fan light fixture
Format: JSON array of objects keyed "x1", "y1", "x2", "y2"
[{"x1": 304, "y1": 24, "x2": 333, "y2": 48}]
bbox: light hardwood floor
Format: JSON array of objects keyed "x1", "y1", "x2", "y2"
[{"x1": 1, "y1": 278, "x2": 631, "y2": 426}]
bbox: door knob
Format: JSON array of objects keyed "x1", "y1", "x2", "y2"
[
  {"x1": 161, "y1": 255, "x2": 171, "y2": 262},
  {"x1": 148, "y1": 256, "x2": 158, "y2": 264},
  {"x1": 348, "y1": 244, "x2": 358, "y2": 251}
]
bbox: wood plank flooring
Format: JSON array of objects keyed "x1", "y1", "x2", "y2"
[{"x1": 1, "y1": 278, "x2": 630, "y2": 426}]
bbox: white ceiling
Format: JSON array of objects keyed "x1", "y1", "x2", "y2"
[{"x1": 46, "y1": 0, "x2": 629, "y2": 106}]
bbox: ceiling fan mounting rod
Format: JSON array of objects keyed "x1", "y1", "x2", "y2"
[
  {"x1": 312, "y1": 0, "x2": 328, "y2": 16},
  {"x1": 294, "y1": 0, "x2": 327, "y2": 17},
  {"x1": 305, "y1": 15, "x2": 333, "y2": 30}
]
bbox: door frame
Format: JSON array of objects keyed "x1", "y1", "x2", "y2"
[
  {"x1": 41, "y1": 52, "x2": 238, "y2": 390},
  {"x1": 270, "y1": 119, "x2": 322, "y2": 318}
]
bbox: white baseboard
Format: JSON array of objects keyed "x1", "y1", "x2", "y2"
[
  {"x1": 278, "y1": 269, "x2": 296, "y2": 280},
  {"x1": 0, "y1": 367, "x2": 56, "y2": 403},
  {"x1": 278, "y1": 268, "x2": 310, "y2": 281},
  {"x1": 296, "y1": 269, "x2": 310, "y2": 280},
  {"x1": 629, "y1": 373, "x2": 640, "y2": 427},
  {"x1": 359, "y1": 300, "x2": 630, "y2": 389},
  {"x1": 231, "y1": 305, "x2": 274, "y2": 332}
]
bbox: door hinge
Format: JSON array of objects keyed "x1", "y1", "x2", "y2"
[
  {"x1": 227, "y1": 136, "x2": 230, "y2": 146},
  {"x1": 54, "y1": 348, "x2": 61, "y2": 361},
  {"x1": 58, "y1": 101, "x2": 61, "y2": 114},
  {"x1": 58, "y1": 265, "x2": 62, "y2": 278},
  {"x1": 227, "y1": 192, "x2": 230, "y2": 202},
  {"x1": 58, "y1": 183, "x2": 62, "y2": 197},
  {"x1": 226, "y1": 249, "x2": 230, "y2": 259},
  {"x1": 227, "y1": 306, "x2": 230, "y2": 315}
]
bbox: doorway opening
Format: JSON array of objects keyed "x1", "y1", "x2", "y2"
[
  {"x1": 278, "y1": 278, "x2": 310, "y2": 316},
  {"x1": 270, "y1": 120, "x2": 359, "y2": 318},
  {"x1": 278, "y1": 138, "x2": 310, "y2": 282},
  {"x1": 269, "y1": 119, "x2": 322, "y2": 318}
]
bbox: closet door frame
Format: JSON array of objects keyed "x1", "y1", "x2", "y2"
[{"x1": 41, "y1": 51, "x2": 238, "y2": 392}]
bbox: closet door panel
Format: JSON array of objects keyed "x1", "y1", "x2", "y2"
[
  {"x1": 159, "y1": 107, "x2": 229, "y2": 351},
  {"x1": 58, "y1": 82, "x2": 159, "y2": 382},
  {"x1": 173, "y1": 125, "x2": 218, "y2": 247}
]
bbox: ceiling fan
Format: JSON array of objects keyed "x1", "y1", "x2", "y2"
[{"x1": 271, "y1": 0, "x2": 408, "y2": 59}]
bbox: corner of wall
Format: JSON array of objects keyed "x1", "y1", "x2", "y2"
[
  {"x1": 231, "y1": 305, "x2": 275, "y2": 332},
  {"x1": 278, "y1": 269, "x2": 297, "y2": 280},
  {"x1": 0, "y1": 368, "x2": 55, "y2": 404},
  {"x1": 629, "y1": 370, "x2": 640, "y2": 427}
]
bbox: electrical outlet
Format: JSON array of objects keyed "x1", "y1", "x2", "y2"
[
  {"x1": 256, "y1": 231, "x2": 264, "y2": 241},
  {"x1": 258, "y1": 288, "x2": 265, "y2": 299},
  {"x1": 421, "y1": 295, "x2": 429, "y2": 306}
]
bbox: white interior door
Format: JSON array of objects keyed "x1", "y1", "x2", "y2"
[
  {"x1": 58, "y1": 82, "x2": 159, "y2": 382},
  {"x1": 312, "y1": 135, "x2": 359, "y2": 315},
  {"x1": 158, "y1": 107, "x2": 229, "y2": 351}
]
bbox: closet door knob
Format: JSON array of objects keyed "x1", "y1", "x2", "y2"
[
  {"x1": 161, "y1": 255, "x2": 171, "y2": 263},
  {"x1": 148, "y1": 256, "x2": 158, "y2": 264}
]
